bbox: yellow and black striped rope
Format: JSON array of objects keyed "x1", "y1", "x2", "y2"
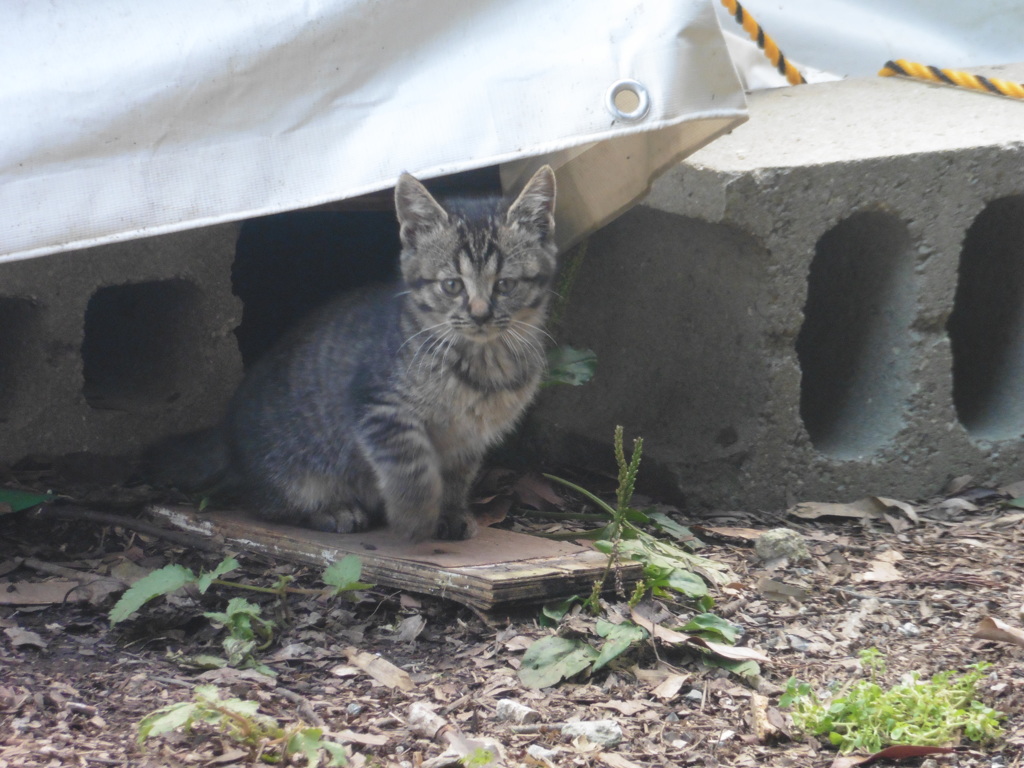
[
  {"x1": 880, "y1": 59, "x2": 1024, "y2": 100},
  {"x1": 720, "y1": 0, "x2": 806, "y2": 86}
]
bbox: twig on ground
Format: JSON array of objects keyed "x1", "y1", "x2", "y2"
[
  {"x1": 830, "y1": 587, "x2": 921, "y2": 605},
  {"x1": 274, "y1": 686, "x2": 326, "y2": 728},
  {"x1": 34, "y1": 504, "x2": 222, "y2": 553}
]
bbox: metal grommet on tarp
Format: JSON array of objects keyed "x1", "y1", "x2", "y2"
[{"x1": 605, "y1": 79, "x2": 650, "y2": 121}]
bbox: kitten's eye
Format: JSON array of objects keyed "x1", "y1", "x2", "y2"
[
  {"x1": 494, "y1": 278, "x2": 516, "y2": 296},
  {"x1": 441, "y1": 278, "x2": 464, "y2": 296}
]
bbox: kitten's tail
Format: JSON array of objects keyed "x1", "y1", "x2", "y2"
[{"x1": 141, "y1": 426, "x2": 234, "y2": 495}]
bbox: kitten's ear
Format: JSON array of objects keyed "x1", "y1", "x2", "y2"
[
  {"x1": 395, "y1": 173, "x2": 448, "y2": 248},
  {"x1": 507, "y1": 165, "x2": 556, "y2": 240}
]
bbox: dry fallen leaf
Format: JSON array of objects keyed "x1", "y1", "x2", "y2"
[
  {"x1": 335, "y1": 729, "x2": 391, "y2": 747},
  {"x1": 514, "y1": 472, "x2": 566, "y2": 510},
  {"x1": 630, "y1": 608, "x2": 769, "y2": 663},
  {"x1": 853, "y1": 559, "x2": 902, "y2": 583},
  {"x1": 691, "y1": 526, "x2": 766, "y2": 543},
  {"x1": 973, "y1": 616, "x2": 1024, "y2": 649},
  {"x1": 874, "y1": 497, "x2": 919, "y2": 523},
  {"x1": 874, "y1": 550, "x2": 904, "y2": 563},
  {"x1": 756, "y1": 577, "x2": 808, "y2": 602},
  {"x1": 788, "y1": 499, "x2": 884, "y2": 521},
  {"x1": 392, "y1": 614, "x2": 427, "y2": 643},
  {"x1": 792, "y1": 497, "x2": 917, "y2": 532},
  {"x1": 944, "y1": 474, "x2": 974, "y2": 495},
  {"x1": 938, "y1": 497, "x2": 980, "y2": 512},
  {"x1": 651, "y1": 674, "x2": 688, "y2": 701},
  {"x1": 595, "y1": 699, "x2": 649, "y2": 716},
  {"x1": 597, "y1": 753, "x2": 644, "y2": 768},
  {"x1": 4, "y1": 626, "x2": 47, "y2": 649},
  {"x1": 830, "y1": 744, "x2": 954, "y2": 767},
  {"x1": 207, "y1": 747, "x2": 250, "y2": 766},
  {"x1": 629, "y1": 663, "x2": 677, "y2": 687},
  {"x1": 998, "y1": 479, "x2": 1024, "y2": 497},
  {"x1": 839, "y1": 598, "x2": 879, "y2": 640},
  {"x1": 346, "y1": 647, "x2": 415, "y2": 692}
]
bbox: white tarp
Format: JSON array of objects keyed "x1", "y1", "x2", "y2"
[{"x1": 0, "y1": 0, "x2": 748, "y2": 263}]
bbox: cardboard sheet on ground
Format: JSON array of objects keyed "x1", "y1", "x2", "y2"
[{"x1": 148, "y1": 506, "x2": 642, "y2": 612}]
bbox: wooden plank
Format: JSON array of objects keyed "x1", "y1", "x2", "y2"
[{"x1": 147, "y1": 505, "x2": 643, "y2": 612}]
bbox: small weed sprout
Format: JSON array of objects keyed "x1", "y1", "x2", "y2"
[
  {"x1": 544, "y1": 426, "x2": 733, "y2": 611},
  {"x1": 519, "y1": 426, "x2": 743, "y2": 689},
  {"x1": 137, "y1": 684, "x2": 348, "y2": 766},
  {"x1": 109, "y1": 555, "x2": 370, "y2": 673}
]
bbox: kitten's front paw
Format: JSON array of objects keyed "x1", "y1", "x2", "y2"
[
  {"x1": 308, "y1": 506, "x2": 372, "y2": 534},
  {"x1": 436, "y1": 509, "x2": 478, "y2": 541}
]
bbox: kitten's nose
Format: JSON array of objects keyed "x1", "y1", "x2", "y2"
[{"x1": 468, "y1": 297, "x2": 492, "y2": 325}]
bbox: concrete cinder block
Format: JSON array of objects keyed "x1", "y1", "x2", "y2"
[
  {"x1": 0, "y1": 225, "x2": 243, "y2": 463},
  {"x1": 531, "y1": 64, "x2": 1024, "y2": 510}
]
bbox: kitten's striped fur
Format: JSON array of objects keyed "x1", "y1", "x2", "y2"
[{"x1": 150, "y1": 166, "x2": 557, "y2": 541}]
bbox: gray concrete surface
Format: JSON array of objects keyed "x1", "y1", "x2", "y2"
[
  {"x1": 529, "y1": 64, "x2": 1024, "y2": 510},
  {"x1": 0, "y1": 226, "x2": 242, "y2": 463}
]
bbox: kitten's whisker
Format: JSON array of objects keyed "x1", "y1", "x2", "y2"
[
  {"x1": 500, "y1": 332, "x2": 526, "y2": 368},
  {"x1": 503, "y1": 325, "x2": 545, "y2": 368},
  {"x1": 437, "y1": 333, "x2": 459, "y2": 372},
  {"x1": 408, "y1": 327, "x2": 451, "y2": 375},
  {"x1": 512, "y1": 318, "x2": 557, "y2": 346},
  {"x1": 398, "y1": 321, "x2": 449, "y2": 353},
  {"x1": 507, "y1": 327, "x2": 545, "y2": 365},
  {"x1": 408, "y1": 333, "x2": 439, "y2": 370},
  {"x1": 422, "y1": 331, "x2": 454, "y2": 373},
  {"x1": 503, "y1": 326, "x2": 530, "y2": 355}
]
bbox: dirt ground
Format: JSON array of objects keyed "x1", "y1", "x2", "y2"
[{"x1": 3, "y1": 460, "x2": 1024, "y2": 768}]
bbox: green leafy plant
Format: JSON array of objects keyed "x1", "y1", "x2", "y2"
[
  {"x1": 593, "y1": 618, "x2": 648, "y2": 672},
  {"x1": 0, "y1": 487, "x2": 54, "y2": 514},
  {"x1": 110, "y1": 555, "x2": 369, "y2": 627},
  {"x1": 138, "y1": 684, "x2": 347, "y2": 766},
  {"x1": 782, "y1": 649, "x2": 1004, "y2": 754},
  {"x1": 544, "y1": 426, "x2": 733, "y2": 610},
  {"x1": 198, "y1": 597, "x2": 277, "y2": 675},
  {"x1": 544, "y1": 345, "x2": 597, "y2": 388},
  {"x1": 518, "y1": 635, "x2": 600, "y2": 689},
  {"x1": 110, "y1": 555, "x2": 370, "y2": 673},
  {"x1": 461, "y1": 747, "x2": 497, "y2": 768},
  {"x1": 517, "y1": 426, "x2": 744, "y2": 689}
]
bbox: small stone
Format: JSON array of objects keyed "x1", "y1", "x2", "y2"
[
  {"x1": 683, "y1": 689, "x2": 703, "y2": 703},
  {"x1": 346, "y1": 702, "x2": 363, "y2": 716},
  {"x1": 898, "y1": 622, "x2": 921, "y2": 637},
  {"x1": 494, "y1": 698, "x2": 539, "y2": 724},
  {"x1": 755, "y1": 528, "x2": 810, "y2": 563},
  {"x1": 526, "y1": 744, "x2": 559, "y2": 767},
  {"x1": 787, "y1": 634, "x2": 811, "y2": 652},
  {"x1": 561, "y1": 719, "x2": 623, "y2": 747}
]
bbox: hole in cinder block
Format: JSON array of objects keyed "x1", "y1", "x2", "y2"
[
  {"x1": 81, "y1": 279, "x2": 201, "y2": 411},
  {"x1": 232, "y1": 212, "x2": 400, "y2": 367},
  {"x1": 948, "y1": 195, "x2": 1024, "y2": 440},
  {"x1": 0, "y1": 298, "x2": 42, "y2": 421},
  {"x1": 797, "y1": 211, "x2": 914, "y2": 458}
]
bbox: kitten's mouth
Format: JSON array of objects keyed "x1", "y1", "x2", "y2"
[{"x1": 461, "y1": 325, "x2": 501, "y2": 342}]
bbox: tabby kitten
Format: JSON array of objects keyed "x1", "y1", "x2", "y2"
[{"x1": 151, "y1": 166, "x2": 557, "y2": 541}]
